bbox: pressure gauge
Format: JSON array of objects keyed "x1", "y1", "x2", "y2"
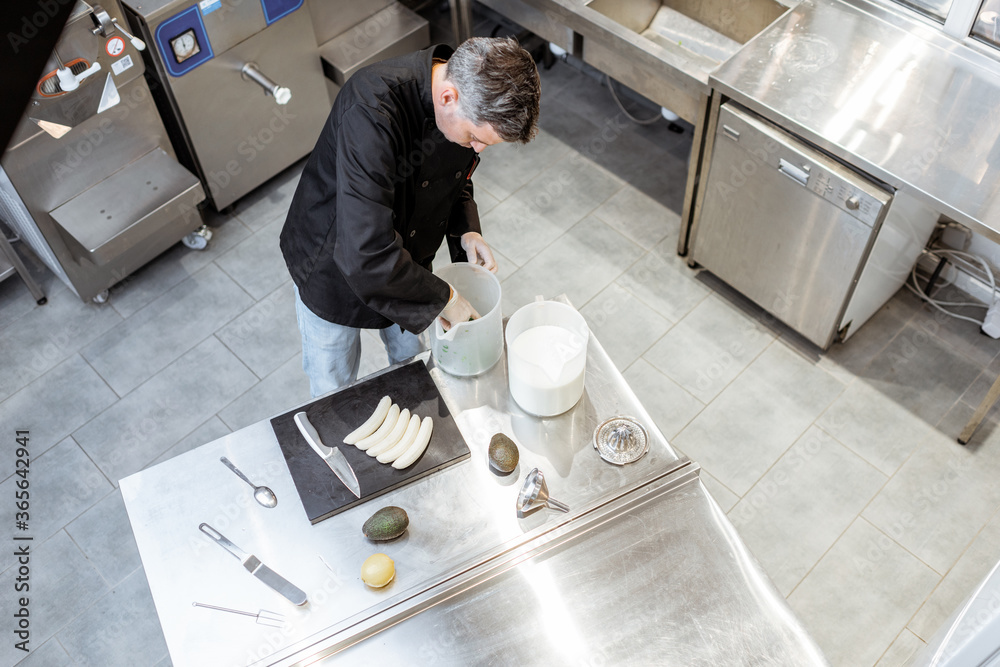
[{"x1": 169, "y1": 29, "x2": 199, "y2": 63}]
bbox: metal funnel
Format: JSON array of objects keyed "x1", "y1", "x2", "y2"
[{"x1": 517, "y1": 468, "x2": 569, "y2": 515}]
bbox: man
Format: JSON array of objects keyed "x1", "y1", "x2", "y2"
[{"x1": 280, "y1": 37, "x2": 541, "y2": 397}]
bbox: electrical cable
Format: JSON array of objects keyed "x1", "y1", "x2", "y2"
[
  {"x1": 605, "y1": 74, "x2": 661, "y2": 125},
  {"x1": 905, "y1": 248, "x2": 996, "y2": 326}
]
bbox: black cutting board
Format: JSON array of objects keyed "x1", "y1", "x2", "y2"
[{"x1": 270, "y1": 360, "x2": 469, "y2": 524}]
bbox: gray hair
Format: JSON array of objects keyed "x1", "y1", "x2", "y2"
[{"x1": 445, "y1": 37, "x2": 540, "y2": 144}]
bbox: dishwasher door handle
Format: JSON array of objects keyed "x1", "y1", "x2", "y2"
[{"x1": 778, "y1": 158, "x2": 810, "y2": 186}]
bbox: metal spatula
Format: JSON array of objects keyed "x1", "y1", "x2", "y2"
[{"x1": 192, "y1": 602, "x2": 284, "y2": 627}]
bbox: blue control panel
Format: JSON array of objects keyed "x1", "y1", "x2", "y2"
[
  {"x1": 155, "y1": 6, "x2": 213, "y2": 77},
  {"x1": 260, "y1": 0, "x2": 302, "y2": 25}
]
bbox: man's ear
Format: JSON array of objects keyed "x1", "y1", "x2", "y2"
[{"x1": 439, "y1": 82, "x2": 459, "y2": 109}]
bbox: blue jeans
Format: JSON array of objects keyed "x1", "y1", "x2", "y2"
[{"x1": 293, "y1": 286, "x2": 426, "y2": 397}]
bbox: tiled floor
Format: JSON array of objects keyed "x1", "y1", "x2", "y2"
[{"x1": 3, "y1": 8, "x2": 1000, "y2": 666}]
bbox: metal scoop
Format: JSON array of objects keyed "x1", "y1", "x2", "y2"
[
  {"x1": 517, "y1": 467, "x2": 569, "y2": 515},
  {"x1": 220, "y1": 457, "x2": 277, "y2": 508},
  {"x1": 192, "y1": 602, "x2": 284, "y2": 627}
]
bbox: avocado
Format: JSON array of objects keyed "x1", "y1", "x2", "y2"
[
  {"x1": 488, "y1": 433, "x2": 519, "y2": 474},
  {"x1": 362, "y1": 506, "x2": 408, "y2": 541}
]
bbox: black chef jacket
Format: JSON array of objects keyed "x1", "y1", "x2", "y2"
[{"x1": 280, "y1": 44, "x2": 481, "y2": 334}]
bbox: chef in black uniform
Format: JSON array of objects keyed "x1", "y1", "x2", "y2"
[{"x1": 280, "y1": 37, "x2": 541, "y2": 397}]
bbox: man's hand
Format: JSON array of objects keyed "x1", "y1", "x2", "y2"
[
  {"x1": 440, "y1": 287, "x2": 480, "y2": 331},
  {"x1": 461, "y1": 232, "x2": 498, "y2": 273}
]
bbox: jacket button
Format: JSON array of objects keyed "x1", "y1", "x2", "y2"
[
  {"x1": 421, "y1": 180, "x2": 429, "y2": 188},
  {"x1": 439, "y1": 220, "x2": 445, "y2": 227},
  {"x1": 409, "y1": 230, "x2": 416, "y2": 237},
  {"x1": 455, "y1": 171, "x2": 462, "y2": 179}
]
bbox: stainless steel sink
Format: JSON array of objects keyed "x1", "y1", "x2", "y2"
[
  {"x1": 478, "y1": 0, "x2": 794, "y2": 122},
  {"x1": 586, "y1": 0, "x2": 788, "y2": 64}
]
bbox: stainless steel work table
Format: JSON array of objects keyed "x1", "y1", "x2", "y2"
[
  {"x1": 121, "y1": 334, "x2": 826, "y2": 666},
  {"x1": 709, "y1": 0, "x2": 1000, "y2": 244}
]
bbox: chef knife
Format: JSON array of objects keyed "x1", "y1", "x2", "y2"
[
  {"x1": 198, "y1": 523, "x2": 308, "y2": 606},
  {"x1": 293, "y1": 411, "x2": 362, "y2": 498}
]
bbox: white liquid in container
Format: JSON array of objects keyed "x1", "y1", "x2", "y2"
[{"x1": 508, "y1": 324, "x2": 586, "y2": 416}]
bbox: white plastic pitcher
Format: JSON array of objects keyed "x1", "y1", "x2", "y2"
[
  {"x1": 430, "y1": 263, "x2": 503, "y2": 376},
  {"x1": 505, "y1": 301, "x2": 589, "y2": 417}
]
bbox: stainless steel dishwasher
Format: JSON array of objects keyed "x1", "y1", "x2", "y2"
[{"x1": 690, "y1": 102, "x2": 929, "y2": 349}]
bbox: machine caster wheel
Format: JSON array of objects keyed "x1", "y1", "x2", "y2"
[
  {"x1": 92, "y1": 290, "x2": 110, "y2": 304},
  {"x1": 182, "y1": 225, "x2": 213, "y2": 250}
]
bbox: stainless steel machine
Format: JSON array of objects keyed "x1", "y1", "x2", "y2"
[
  {"x1": 122, "y1": 0, "x2": 330, "y2": 210},
  {"x1": 0, "y1": 0, "x2": 206, "y2": 304},
  {"x1": 689, "y1": 102, "x2": 937, "y2": 349},
  {"x1": 308, "y1": 0, "x2": 430, "y2": 105}
]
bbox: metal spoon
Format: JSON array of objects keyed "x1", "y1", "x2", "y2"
[{"x1": 219, "y1": 456, "x2": 277, "y2": 508}]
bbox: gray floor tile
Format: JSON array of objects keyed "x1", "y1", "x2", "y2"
[
  {"x1": 875, "y1": 629, "x2": 926, "y2": 667},
  {"x1": 0, "y1": 288, "x2": 121, "y2": 402},
  {"x1": 643, "y1": 294, "x2": 774, "y2": 402},
  {"x1": 909, "y1": 285, "x2": 999, "y2": 368},
  {"x1": 214, "y1": 216, "x2": 290, "y2": 300},
  {"x1": 0, "y1": 438, "x2": 112, "y2": 572},
  {"x1": 536, "y1": 59, "x2": 595, "y2": 102},
  {"x1": 473, "y1": 129, "x2": 569, "y2": 200},
  {"x1": 0, "y1": 355, "x2": 116, "y2": 465},
  {"x1": 592, "y1": 184, "x2": 675, "y2": 248},
  {"x1": 216, "y1": 281, "x2": 299, "y2": 379},
  {"x1": 622, "y1": 358, "x2": 704, "y2": 442},
  {"x1": 698, "y1": 472, "x2": 740, "y2": 512},
  {"x1": 233, "y1": 159, "x2": 303, "y2": 232},
  {"x1": 0, "y1": 531, "x2": 108, "y2": 667},
  {"x1": 729, "y1": 426, "x2": 887, "y2": 595},
  {"x1": 500, "y1": 215, "x2": 643, "y2": 314},
  {"x1": 959, "y1": 353, "x2": 1000, "y2": 425},
  {"x1": 581, "y1": 283, "x2": 671, "y2": 370},
  {"x1": 217, "y1": 353, "x2": 312, "y2": 431},
  {"x1": 617, "y1": 249, "x2": 710, "y2": 325},
  {"x1": 820, "y1": 287, "x2": 920, "y2": 383},
  {"x1": 817, "y1": 380, "x2": 937, "y2": 475},
  {"x1": 482, "y1": 152, "x2": 623, "y2": 268},
  {"x1": 788, "y1": 518, "x2": 939, "y2": 667},
  {"x1": 81, "y1": 263, "x2": 254, "y2": 396},
  {"x1": 108, "y1": 215, "x2": 252, "y2": 319},
  {"x1": 512, "y1": 152, "x2": 624, "y2": 229},
  {"x1": 861, "y1": 321, "x2": 983, "y2": 427},
  {"x1": 74, "y1": 337, "x2": 258, "y2": 484},
  {"x1": 674, "y1": 343, "x2": 845, "y2": 495},
  {"x1": 473, "y1": 186, "x2": 501, "y2": 217},
  {"x1": 908, "y1": 508, "x2": 1000, "y2": 641},
  {"x1": 65, "y1": 489, "x2": 141, "y2": 588},
  {"x1": 147, "y1": 417, "x2": 232, "y2": 470},
  {"x1": 56, "y1": 569, "x2": 168, "y2": 667},
  {"x1": 862, "y1": 402, "x2": 1000, "y2": 574},
  {"x1": 14, "y1": 638, "x2": 73, "y2": 666},
  {"x1": 538, "y1": 95, "x2": 603, "y2": 149},
  {"x1": 0, "y1": 252, "x2": 62, "y2": 334},
  {"x1": 480, "y1": 193, "x2": 575, "y2": 267}
]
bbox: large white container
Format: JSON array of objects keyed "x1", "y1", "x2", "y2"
[
  {"x1": 430, "y1": 263, "x2": 503, "y2": 376},
  {"x1": 505, "y1": 301, "x2": 589, "y2": 417}
]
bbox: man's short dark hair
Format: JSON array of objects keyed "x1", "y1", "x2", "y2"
[{"x1": 446, "y1": 37, "x2": 541, "y2": 144}]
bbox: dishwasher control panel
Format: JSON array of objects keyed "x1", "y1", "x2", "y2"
[
  {"x1": 806, "y1": 171, "x2": 884, "y2": 227},
  {"x1": 716, "y1": 104, "x2": 889, "y2": 228}
]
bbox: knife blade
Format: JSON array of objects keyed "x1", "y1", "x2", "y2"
[
  {"x1": 198, "y1": 523, "x2": 308, "y2": 606},
  {"x1": 293, "y1": 411, "x2": 362, "y2": 498}
]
